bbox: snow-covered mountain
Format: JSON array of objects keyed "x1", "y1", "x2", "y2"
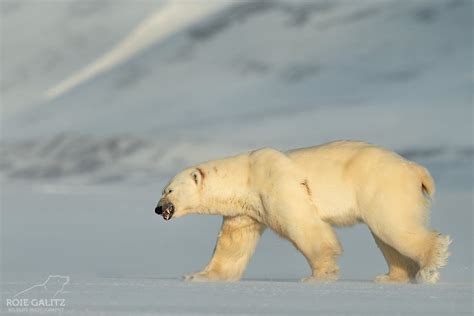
[
  {"x1": 1, "y1": 0, "x2": 165, "y2": 114},
  {"x1": 1, "y1": 0, "x2": 472, "y2": 183},
  {"x1": 0, "y1": 133, "x2": 472, "y2": 185}
]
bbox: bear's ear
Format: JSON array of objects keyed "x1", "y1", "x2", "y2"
[{"x1": 191, "y1": 168, "x2": 203, "y2": 185}]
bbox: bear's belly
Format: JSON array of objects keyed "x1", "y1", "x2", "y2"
[
  {"x1": 319, "y1": 208, "x2": 362, "y2": 227},
  {"x1": 313, "y1": 190, "x2": 360, "y2": 227}
]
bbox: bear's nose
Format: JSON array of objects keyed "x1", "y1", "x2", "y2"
[{"x1": 155, "y1": 205, "x2": 163, "y2": 215}]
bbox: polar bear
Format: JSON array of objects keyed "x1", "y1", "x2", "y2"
[{"x1": 154, "y1": 141, "x2": 451, "y2": 284}]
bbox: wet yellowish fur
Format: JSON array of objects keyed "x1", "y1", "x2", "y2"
[{"x1": 160, "y1": 141, "x2": 450, "y2": 284}]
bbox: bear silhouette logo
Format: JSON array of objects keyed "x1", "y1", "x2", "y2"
[{"x1": 13, "y1": 275, "x2": 69, "y2": 299}]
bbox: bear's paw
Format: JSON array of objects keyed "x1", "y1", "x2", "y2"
[
  {"x1": 374, "y1": 274, "x2": 411, "y2": 284},
  {"x1": 301, "y1": 273, "x2": 339, "y2": 283}
]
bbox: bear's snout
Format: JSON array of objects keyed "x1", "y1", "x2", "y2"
[
  {"x1": 155, "y1": 205, "x2": 163, "y2": 215},
  {"x1": 155, "y1": 200, "x2": 175, "y2": 220}
]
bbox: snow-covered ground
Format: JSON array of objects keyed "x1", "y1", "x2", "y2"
[
  {"x1": 1, "y1": 0, "x2": 472, "y2": 314},
  {"x1": 2, "y1": 278, "x2": 472, "y2": 315}
]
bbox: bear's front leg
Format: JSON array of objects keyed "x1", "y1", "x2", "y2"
[
  {"x1": 288, "y1": 218, "x2": 342, "y2": 283},
  {"x1": 184, "y1": 215, "x2": 265, "y2": 282},
  {"x1": 248, "y1": 147, "x2": 342, "y2": 282}
]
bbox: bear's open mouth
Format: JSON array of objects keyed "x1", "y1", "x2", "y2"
[{"x1": 163, "y1": 203, "x2": 175, "y2": 220}]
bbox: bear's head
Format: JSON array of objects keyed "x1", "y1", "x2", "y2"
[{"x1": 155, "y1": 167, "x2": 204, "y2": 220}]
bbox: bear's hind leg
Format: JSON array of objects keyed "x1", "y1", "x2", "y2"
[
  {"x1": 365, "y1": 178, "x2": 451, "y2": 284},
  {"x1": 184, "y1": 215, "x2": 265, "y2": 282},
  {"x1": 371, "y1": 232, "x2": 419, "y2": 283},
  {"x1": 368, "y1": 219, "x2": 451, "y2": 284},
  {"x1": 415, "y1": 232, "x2": 451, "y2": 284}
]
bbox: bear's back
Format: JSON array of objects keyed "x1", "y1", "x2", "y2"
[
  {"x1": 286, "y1": 140, "x2": 407, "y2": 182},
  {"x1": 287, "y1": 140, "x2": 387, "y2": 165}
]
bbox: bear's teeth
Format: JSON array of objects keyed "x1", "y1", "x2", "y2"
[{"x1": 163, "y1": 209, "x2": 172, "y2": 220}]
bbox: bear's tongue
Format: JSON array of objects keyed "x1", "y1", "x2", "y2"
[{"x1": 162, "y1": 204, "x2": 174, "y2": 221}]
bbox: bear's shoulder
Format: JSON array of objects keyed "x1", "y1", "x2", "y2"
[
  {"x1": 249, "y1": 147, "x2": 283, "y2": 157},
  {"x1": 248, "y1": 147, "x2": 292, "y2": 165}
]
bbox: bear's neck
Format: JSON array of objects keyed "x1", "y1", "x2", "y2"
[
  {"x1": 199, "y1": 188, "x2": 259, "y2": 217},
  {"x1": 196, "y1": 154, "x2": 260, "y2": 217}
]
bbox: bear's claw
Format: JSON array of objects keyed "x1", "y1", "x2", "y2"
[{"x1": 183, "y1": 272, "x2": 213, "y2": 282}]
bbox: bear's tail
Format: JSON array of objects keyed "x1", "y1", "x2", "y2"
[{"x1": 414, "y1": 164, "x2": 435, "y2": 199}]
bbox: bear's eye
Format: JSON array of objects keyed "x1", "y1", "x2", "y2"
[{"x1": 192, "y1": 173, "x2": 198, "y2": 184}]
